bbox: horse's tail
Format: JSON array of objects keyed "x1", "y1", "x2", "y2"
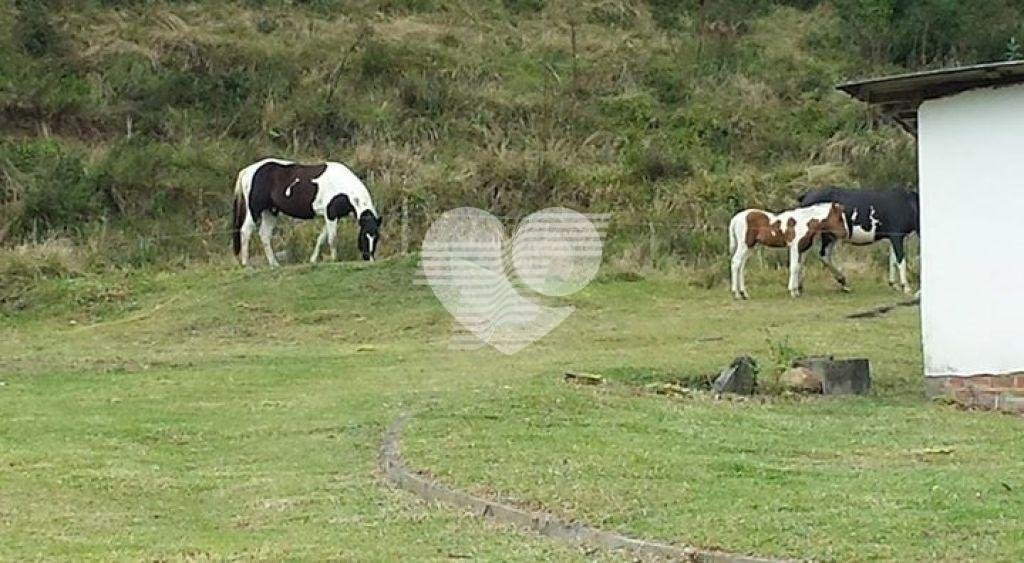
[{"x1": 231, "y1": 171, "x2": 246, "y2": 257}]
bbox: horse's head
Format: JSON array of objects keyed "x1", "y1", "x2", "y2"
[
  {"x1": 824, "y1": 202, "x2": 848, "y2": 239},
  {"x1": 357, "y1": 210, "x2": 382, "y2": 261}
]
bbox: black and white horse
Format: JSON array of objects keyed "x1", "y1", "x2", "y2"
[
  {"x1": 797, "y1": 187, "x2": 919, "y2": 293},
  {"x1": 231, "y1": 158, "x2": 381, "y2": 267}
]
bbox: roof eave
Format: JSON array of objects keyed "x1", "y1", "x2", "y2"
[{"x1": 836, "y1": 60, "x2": 1024, "y2": 105}]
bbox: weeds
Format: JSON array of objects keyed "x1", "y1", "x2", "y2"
[
  {"x1": 0, "y1": 1, "x2": 967, "y2": 274},
  {"x1": 761, "y1": 330, "x2": 806, "y2": 393}
]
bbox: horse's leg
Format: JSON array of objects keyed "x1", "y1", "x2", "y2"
[
  {"x1": 798, "y1": 249, "x2": 808, "y2": 294},
  {"x1": 731, "y1": 244, "x2": 746, "y2": 299},
  {"x1": 325, "y1": 219, "x2": 339, "y2": 261},
  {"x1": 788, "y1": 244, "x2": 801, "y2": 298},
  {"x1": 239, "y1": 211, "x2": 256, "y2": 267},
  {"x1": 737, "y1": 247, "x2": 753, "y2": 299},
  {"x1": 887, "y1": 238, "x2": 899, "y2": 290},
  {"x1": 259, "y1": 211, "x2": 280, "y2": 268},
  {"x1": 310, "y1": 223, "x2": 327, "y2": 264},
  {"x1": 890, "y1": 236, "x2": 911, "y2": 293},
  {"x1": 819, "y1": 235, "x2": 850, "y2": 291}
]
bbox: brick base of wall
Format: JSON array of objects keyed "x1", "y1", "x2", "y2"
[{"x1": 926, "y1": 374, "x2": 1024, "y2": 414}]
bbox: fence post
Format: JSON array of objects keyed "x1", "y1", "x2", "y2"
[
  {"x1": 401, "y1": 197, "x2": 410, "y2": 255},
  {"x1": 647, "y1": 221, "x2": 656, "y2": 269},
  {"x1": 570, "y1": 21, "x2": 578, "y2": 90}
]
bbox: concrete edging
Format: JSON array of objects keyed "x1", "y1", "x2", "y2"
[
  {"x1": 379, "y1": 414, "x2": 789, "y2": 562},
  {"x1": 846, "y1": 296, "x2": 920, "y2": 319}
]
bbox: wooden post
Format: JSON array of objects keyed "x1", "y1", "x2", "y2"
[
  {"x1": 697, "y1": 0, "x2": 707, "y2": 54},
  {"x1": 570, "y1": 21, "x2": 578, "y2": 91},
  {"x1": 647, "y1": 221, "x2": 656, "y2": 269},
  {"x1": 400, "y1": 197, "x2": 410, "y2": 255}
]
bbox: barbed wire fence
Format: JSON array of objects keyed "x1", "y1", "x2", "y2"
[{"x1": 3, "y1": 197, "x2": 919, "y2": 272}]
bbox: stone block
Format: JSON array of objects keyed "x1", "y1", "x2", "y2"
[
  {"x1": 712, "y1": 356, "x2": 757, "y2": 395},
  {"x1": 780, "y1": 367, "x2": 822, "y2": 393},
  {"x1": 822, "y1": 359, "x2": 871, "y2": 395},
  {"x1": 793, "y1": 356, "x2": 871, "y2": 395}
]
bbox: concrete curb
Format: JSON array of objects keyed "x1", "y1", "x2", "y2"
[
  {"x1": 847, "y1": 297, "x2": 919, "y2": 319},
  {"x1": 379, "y1": 414, "x2": 790, "y2": 562}
]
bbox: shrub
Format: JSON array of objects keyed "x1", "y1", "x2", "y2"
[
  {"x1": 503, "y1": 0, "x2": 545, "y2": 15},
  {"x1": 359, "y1": 40, "x2": 404, "y2": 82},
  {"x1": 398, "y1": 72, "x2": 451, "y2": 118},
  {"x1": 13, "y1": 0, "x2": 65, "y2": 57},
  {"x1": 472, "y1": 150, "x2": 574, "y2": 216},
  {"x1": 287, "y1": 99, "x2": 362, "y2": 147},
  {"x1": 587, "y1": 1, "x2": 640, "y2": 28},
  {"x1": 0, "y1": 140, "x2": 102, "y2": 239},
  {"x1": 624, "y1": 141, "x2": 693, "y2": 183},
  {"x1": 0, "y1": 239, "x2": 85, "y2": 312}
]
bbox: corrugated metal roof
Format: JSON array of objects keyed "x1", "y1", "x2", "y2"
[
  {"x1": 836, "y1": 60, "x2": 1024, "y2": 135},
  {"x1": 837, "y1": 60, "x2": 1024, "y2": 104}
]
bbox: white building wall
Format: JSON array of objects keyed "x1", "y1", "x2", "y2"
[{"x1": 918, "y1": 85, "x2": 1024, "y2": 377}]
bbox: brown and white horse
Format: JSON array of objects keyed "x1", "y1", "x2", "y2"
[
  {"x1": 728, "y1": 202, "x2": 847, "y2": 299},
  {"x1": 231, "y1": 158, "x2": 381, "y2": 267}
]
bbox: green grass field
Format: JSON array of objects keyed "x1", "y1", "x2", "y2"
[{"x1": 2, "y1": 257, "x2": 1022, "y2": 560}]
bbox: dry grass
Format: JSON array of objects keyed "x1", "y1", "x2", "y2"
[
  {"x1": 0, "y1": 238, "x2": 85, "y2": 280},
  {"x1": 5, "y1": 1, "x2": 915, "y2": 271}
]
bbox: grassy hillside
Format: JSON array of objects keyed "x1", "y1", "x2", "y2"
[{"x1": 0, "y1": 0, "x2": 950, "y2": 273}]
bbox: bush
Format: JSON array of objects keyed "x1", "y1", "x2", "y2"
[
  {"x1": 587, "y1": 1, "x2": 640, "y2": 28},
  {"x1": 13, "y1": 0, "x2": 65, "y2": 57},
  {"x1": 624, "y1": 141, "x2": 693, "y2": 183},
  {"x1": 287, "y1": 99, "x2": 362, "y2": 147},
  {"x1": 471, "y1": 150, "x2": 574, "y2": 216},
  {"x1": 503, "y1": 0, "x2": 545, "y2": 15},
  {"x1": 834, "y1": 0, "x2": 1024, "y2": 68},
  {"x1": 0, "y1": 140, "x2": 102, "y2": 239},
  {"x1": 398, "y1": 72, "x2": 451, "y2": 118},
  {"x1": 0, "y1": 239, "x2": 85, "y2": 312},
  {"x1": 359, "y1": 40, "x2": 405, "y2": 82}
]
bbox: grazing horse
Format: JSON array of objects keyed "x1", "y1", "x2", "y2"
[
  {"x1": 728, "y1": 202, "x2": 848, "y2": 299},
  {"x1": 231, "y1": 158, "x2": 381, "y2": 267},
  {"x1": 797, "y1": 187, "x2": 919, "y2": 293}
]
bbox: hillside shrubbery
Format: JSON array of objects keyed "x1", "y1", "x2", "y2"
[{"x1": 0, "y1": 0, "x2": 1018, "y2": 272}]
